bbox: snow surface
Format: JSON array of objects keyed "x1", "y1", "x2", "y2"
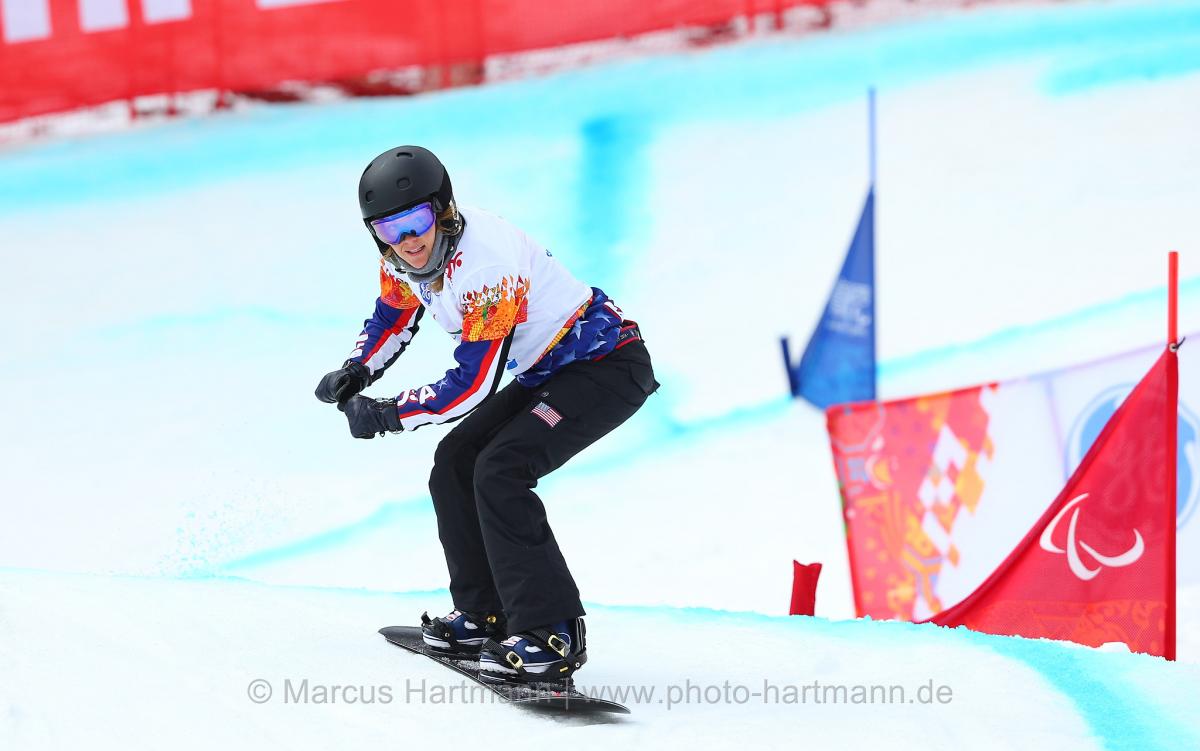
[
  {"x1": 2, "y1": 568, "x2": 1198, "y2": 750},
  {"x1": 2, "y1": 0, "x2": 1200, "y2": 747}
]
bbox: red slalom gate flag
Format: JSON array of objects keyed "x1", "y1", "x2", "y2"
[
  {"x1": 924, "y1": 347, "x2": 1178, "y2": 658},
  {"x1": 790, "y1": 561, "x2": 824, "y2": 616}
]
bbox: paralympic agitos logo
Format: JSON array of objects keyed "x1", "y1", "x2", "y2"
[{"x1": 1038, "y1": 493, "x2": 1144, "y2": 581}]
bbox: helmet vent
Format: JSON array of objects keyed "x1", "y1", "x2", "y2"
[
  {"x1": 364, "y1": 190, "x2": 374, "y2": 202},
  {"x1": 396, "y1": 151, "x2": 413, "y2": 159},
  {"x1": 396, "y1": 178, "x2": 411, "y2": 189}
]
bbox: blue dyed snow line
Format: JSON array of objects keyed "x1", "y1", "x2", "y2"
[
  {"x1": 51, "y1": 270, "x2": 1199, "y2": 382},
  {"x1": 212, "y1": 498, "x2": 434, "y2": 572},
  {"x1": 877, "y1": 274, "x2": 1200, "y2": 382},
  {"x1": 984, "y1": 636, "x2": 1198, "y2": 751},
  {"x1": 1045, "y1": 34, "x2": 1200, "y2": 94}
]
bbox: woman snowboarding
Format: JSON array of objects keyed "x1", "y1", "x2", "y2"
[{"x1": 315, "y1": 146, "x2": 657, "y2": 684}]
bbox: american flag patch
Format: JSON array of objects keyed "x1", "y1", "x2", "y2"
[{"x1": 531, "y1": 401, "x2": 562, "y2": 428}]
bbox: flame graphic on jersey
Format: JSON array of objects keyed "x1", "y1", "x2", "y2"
[
  {"x1": 379, "y1": 263, "x2": 420, "y2": 309},
  {"x1": 461, "y1": 276, "x2": 529, "y2": 342}
]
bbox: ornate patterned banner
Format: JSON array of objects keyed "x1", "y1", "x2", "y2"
[{"x1": 828, "y1": 337, "x2": 1198, "y2": 626}]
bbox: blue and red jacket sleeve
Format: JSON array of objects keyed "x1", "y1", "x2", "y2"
[
  {"x1": 392, "y1": 267, "x2": 527, "y2": 431},
  {"x1": 347, "y1": 266, "x2": 424, "y2": 381}
]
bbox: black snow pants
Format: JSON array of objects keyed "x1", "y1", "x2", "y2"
[{"x1": 428, "y1": 336, "x2": 657, "y2": 633}]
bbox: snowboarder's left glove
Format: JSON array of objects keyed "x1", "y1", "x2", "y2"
[{"x1": 339, "y1": 395, "x2": 403, "y2": 439}]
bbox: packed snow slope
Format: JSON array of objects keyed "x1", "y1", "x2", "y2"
[
  {"x1": 2, "y1": 0, "x2": 1200, "y2": 747},
  {"x1": 2, "y1": 568, "x2": 1198, "y2": 751}
]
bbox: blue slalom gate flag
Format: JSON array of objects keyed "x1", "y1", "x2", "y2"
[{"x1": 781, "y1": 188, "x2": 876, "y2": 408}]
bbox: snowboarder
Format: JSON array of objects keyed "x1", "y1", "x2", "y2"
[{"x1": 316, "y1": 146, "x2": 658, "y2": 684}]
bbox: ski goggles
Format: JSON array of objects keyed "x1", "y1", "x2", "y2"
[{"x1": 370, "y1": 202, "x2": 436, "y2": 245}]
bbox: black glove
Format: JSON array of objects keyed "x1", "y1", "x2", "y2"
[
  {"x1": 339, "y1": 395, "x2": 403, "y2": 439},
  {"x1": 315, "y1": 360, "x2": 370, "y2": 404}
]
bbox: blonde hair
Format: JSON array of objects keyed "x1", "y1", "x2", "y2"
[{"x1": 428, "y1": 203, "x2": 460, "y2": 294}]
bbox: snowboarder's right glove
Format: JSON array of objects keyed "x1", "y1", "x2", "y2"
[{"x1": 315, "y1": 360, "x2": 370, "y2": 405}]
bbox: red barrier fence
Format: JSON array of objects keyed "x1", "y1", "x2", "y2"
[{"x1": 0, "y1": 0, "x2": 828, "y2": 123}]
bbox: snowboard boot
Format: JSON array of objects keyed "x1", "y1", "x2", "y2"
[
  {"x1": 478, "y1": 617, "x2": 587, "y2": 685},
  {"x1": 420, "y1": 609, "x2": 507, "y2": 655}
]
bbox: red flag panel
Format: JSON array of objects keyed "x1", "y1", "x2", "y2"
[
  {"x1": 827, "y1": 383, "x2": 997, "y2": 621},
  {"x1": 928, "y1": 350, "x2": 1177, "y2": 658}
]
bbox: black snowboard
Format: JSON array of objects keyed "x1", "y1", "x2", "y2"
[{"x1": 378, "y1": 625, "x2": 630, "y2": 714}]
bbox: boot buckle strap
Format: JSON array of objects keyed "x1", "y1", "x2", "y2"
[{"x1": 546, "y1": 634, "x2": 568, "y2": 657}]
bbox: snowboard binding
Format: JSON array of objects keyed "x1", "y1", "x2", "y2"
[
  {"x1": 478, "y1": 619, "x2": 588, "y2": 686},
  {"x1": 420, "y1": 610, "x2": 507, "y2": 655}
]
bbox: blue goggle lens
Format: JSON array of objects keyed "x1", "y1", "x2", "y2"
[{"x1": 370, "y1": 202, "x2": 436, "y2": 245}]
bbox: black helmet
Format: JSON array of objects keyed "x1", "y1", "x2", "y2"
[
  {"x1": 359, "y1": 145, "x2": 454, "y2": 252},
  {"x1": 359, "y1": 145, "x2": 453, "y2": 219}
]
